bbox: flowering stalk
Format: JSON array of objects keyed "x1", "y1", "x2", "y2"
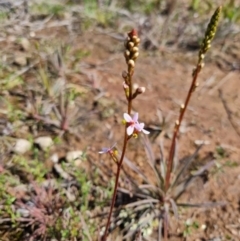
[
  {"x1": 165, "y1": 6, "x2": 222, "y2": 191},
  {"x1": 101, "y1": 29, "x2": 149, "y2": 241}
]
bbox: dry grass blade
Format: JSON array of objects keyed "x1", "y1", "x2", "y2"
[
  {"x1": 118, "y1": 187, "x2": 156, "y2": 201},
  {"x1": 124, "y1": 199, "x2": 159, "y2": 208},
  {"x1": 171, "y1": 145, "x2": 203, "y2": 189},
  {"x1": 138, "y1": 184, "x2": 165, "y2": 198},
  {"x1": 143, "y1": 135, "x2": 164, "y2": 185},
  {"x1": 169, "y1": 198, "x2": 178, "y2": 219},
  {"x1": 124, "y1": 157, "x2": 151, "y2": 185},
  {"x1": 177, "y1": 201, "x2": 226, "y2": 208},
  {"x1": 80, "y1": 213, "x2": 93, "y2": 241},
  {"x1": 123, "y1": 210, "x2": 155, "y2": 240},
  {"x1": 191, "y1": 160, "x2": 215, "y2": 176},
  {"x1": 158, "y1": 219, "x2": 162, "y2": 241},
  {"x1": 142, "y1": 135, "x2": 155, "y2": 164},
  {"x1": 173, "y1": 160, "x2": 215, "y2": 201}
]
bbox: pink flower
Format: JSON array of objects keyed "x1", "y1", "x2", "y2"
[
  {"x1": 123, "y1": 113, "x2": 150, "y2": 136},
  {"x1": 98, "y1": 143, "x2": 116, "y2": 154}
]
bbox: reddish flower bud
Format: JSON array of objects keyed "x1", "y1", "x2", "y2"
[{"x1": 128, "y1": 29, "x2": 138, "y2": 38}]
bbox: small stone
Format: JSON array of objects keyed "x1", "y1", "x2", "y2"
[
  {"x1": 34, "y1": 136, "x2": 53, "y2": 150},
  {"x1": 53, "y1": 163, "x2": 70, "y2": 180},
  {"x1": 66, "y1": 151, "x2": 82, "y2": 162},
  {"x1": 231, "y1": 229, "x2": 238, "y2": 236},
  {"x1": 20, "y1": 38, "x2": 30, "y2": 51},
  {"x1": 50, "y1": 153, "x2": 59, "y2": 164},
  {"x1": 194, "y1": 139, "x2": 210, "y2": 146},
  {"x1": 14, "y1": 55, "x2": 27, "y2": 66},
  {"x1": 13, "y1": 139, "x2": 31, "y2": 154},
  {"x1": 42, "y1": 179, "x2": 57, "y2": 189},
  {"x1": 201, "y1": 224, "x2": 207, "y2": 230},
  {"x1": 74, "y1": 159, "x2": 82, "y2": 167},
  {"x1": 30, "y1": 32, "x2": 35, "y2": 38},
  {"x1": 185, "y1": 218, "x2": 192, "y2": 226},
  {"x1": 66, "y1": 188, "x2": 76, "y2": 202},
  {"x1": 17, "y1": 208, "x2": 30, "y2": 218},
  {"x1": 8, "y1": 35, "x2": 16, "y2": 42}
]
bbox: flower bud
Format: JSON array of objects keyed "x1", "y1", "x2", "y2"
[
  {"x1": 132, "y1": 52, "x2": 139, "y2": 60},
  {"x1": 134, "y1": 38, "x2": 140, "y2": 45},
  {"x1": 133, "y1": 83, "x2": 139, "y2": 89},
  {"x1": 132, "y1": 47, "x2": 139, "y2": 53},
  {"x1": 123, "y1": 81, "x2": 129, "y2": 89},
  {"x1": 136, "y1": 87, "x2": 145, "y2": 94},
  {"x1": 128, "y1": 59, "x2": 135, "y2": 68},
  {"x1": 124, "y1": 50, "x2": 130, "y2": 57},
  {"x1": 132, "y1": 35, "x2": 138, "y2": 42},
  {"x1": 128, "y1": 42, "x2": 134, "y2": 49},
  {"x1": 132, "y1": 86, "x2": 146, "y2": 99},
  {"x1": 122, "y1": 70, "x2": 128, "y2": 79}
]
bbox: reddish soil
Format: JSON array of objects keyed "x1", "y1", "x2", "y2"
[
  {"x1": 1, "y1": 13, "x2": 240, "y2": 240},
  {"x1": 68, "y1": 30, "x2": 240, "y2": 240}
]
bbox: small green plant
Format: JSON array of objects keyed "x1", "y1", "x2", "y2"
[
  {"x1": 82, "y1": 1, "x2": 116, "y2": 27},
  {"x1": 12, "y1": 155, "x2": 48, "y2": 182},
  {"x1": 190, "y1": 0, "x2": 200, "y2": 11},
  {"x1": 31, "y1": 2, "x2": 65, "y2": 18},
  {"x1": 223, "y1": 1, "x2": 240, "y2": 23},
  {"x1": 183, "y1": 219, "x2": 199, "y2": 237}
]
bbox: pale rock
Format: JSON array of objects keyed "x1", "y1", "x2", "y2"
[
  {"x1": 42, "y1": 179, "x2": 57, "y2": 188},
  {"x1": 66, "y1": 188, "x2": 76, "y2": 202},
  {"x1": 8, "y1": 35, "x2": 16, "y2": 42},
  {"x1": 34, "y1": 136, "x2": 53, "y2": 150},
  {"x1": 14, "y1": 55, "x2": 27, "y2": 66},
  {"x1": 30, "y1": 32, "x2": 35, "y2": 38},
  {"x1": 13, "y1": 139, "x2": 31, "y2": 154},
  {"x1": 201, "y1": 224, "x2": 207, "y2": 230},
  {"x1": 20, "y1": 38, "x2": 30, "y2": 51},
  {"x1": 194, "y1": 139, "x2": 210, "y2": 146},
  {"x1": 66, "y1": 150, "x2": 82, "y2": 162},
  {"x1": 50, "y1": 153, "x2": 59, "y2": 164},
  {"x1": 17, "y1": 208, "x2": 30, "y2": 218},
  {"x1": 53, "y1": 163, "x2": 70, "y2": 180},
  {"x1": 74, "y1": 159, "x2": 82, "y2": 167}
]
